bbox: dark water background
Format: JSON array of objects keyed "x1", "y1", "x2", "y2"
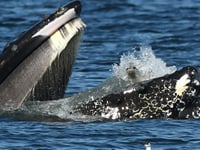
[{"x1": 0, "y1": 0, "x2": 200, "y2": 149}]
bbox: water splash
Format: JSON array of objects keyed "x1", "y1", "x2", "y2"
[{"x1": 112, "y1": 46, "x2": 177, "y2": 82}]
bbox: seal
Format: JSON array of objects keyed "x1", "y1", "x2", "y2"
[
  {"x1": 126, "y1": 65, "x2": 141, "y2": 83},
  {"x1": 74, "y1": 66, "x2": 200, "y2": 120}
]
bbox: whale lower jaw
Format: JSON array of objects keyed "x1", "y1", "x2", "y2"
[
  {"x1": 73, "y1": 66, "x2": 200, "y2": 120},
  {"x1": 0, "y1": 18, "x2": 85, "y2": 110}
]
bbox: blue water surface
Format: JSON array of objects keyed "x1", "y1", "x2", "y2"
[
  {"x1": 0, "y1": 0, "x2": 200, "y2": 149},
  {"x1": 0, "y1": 119, "x2": 199, "y2": 149}
]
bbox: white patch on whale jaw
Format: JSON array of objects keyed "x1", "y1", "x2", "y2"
[
  {"x1": 101, "y1": 107, "x2": 121, "y2": 120},
  {"x1": 123, "y1": 88, "x2": 135, "y2": 94},
  {"x1": 175, "y1": 74, "x2": 191, "y2": 96}
]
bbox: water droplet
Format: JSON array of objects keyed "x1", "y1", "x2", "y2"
[{"x1": 11, "y1": 44, "x2": 18, "y2": 51}]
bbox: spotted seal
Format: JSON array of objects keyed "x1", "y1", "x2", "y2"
[
  {"x1": 74, "y1": 66, "x2": 200, "y2": 120},
  {"x1": 126, "y1": 65, "x2": 141, "y2": 83}
]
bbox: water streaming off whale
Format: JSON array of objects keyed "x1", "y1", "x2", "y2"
[{"x1": 17, "y1": 47, "x2": 183, "y2": 122}]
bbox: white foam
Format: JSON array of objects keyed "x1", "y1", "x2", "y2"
[
  {"x1": 101, "y1": 107, "x2": 120, "y2": 120},
  {"x1": 112, "y1": 46, "x2": 177, "y2": 82}
]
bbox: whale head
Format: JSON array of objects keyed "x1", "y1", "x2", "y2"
[{"x1": 0, "y1": 1, "x2": 86, "y2": 110}]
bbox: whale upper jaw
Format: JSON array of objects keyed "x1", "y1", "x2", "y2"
[{"x1": 0, "y1": 1, "x2": 86, "y2": 110}]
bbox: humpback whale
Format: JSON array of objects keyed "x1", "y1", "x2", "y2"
[
  {"x1": 0, "y1": 1, "x2": 85, "y2": 110},
  {"x1": 73, "y1": 66, "x2": 200, "y2": 120},
  {"x1": 0, "y1": 1, "x2": 200, "y2": 121}
]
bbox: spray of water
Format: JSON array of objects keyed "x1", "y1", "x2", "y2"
[
  {"x1": 20, "y1": 46, "x2": 177, "y2": 122},
  {"x1": 112, "y1": 46, "x2": 177, "y2": 82}
]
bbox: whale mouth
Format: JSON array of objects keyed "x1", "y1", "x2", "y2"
[
  {"x1": 0, "y1": 1, "x2": 86, "y2": 110},
  {"x1": 0, "y1": 1, "x2": 82, "y2": 84}
]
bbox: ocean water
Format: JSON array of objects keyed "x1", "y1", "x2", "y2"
[{"x1": 0, "y1": 0, "x2": 200, "y2": 149}]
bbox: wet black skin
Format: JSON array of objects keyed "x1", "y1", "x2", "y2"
[{"x1": 74, "y1": 66, "x2": 200, "y2": 120}]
